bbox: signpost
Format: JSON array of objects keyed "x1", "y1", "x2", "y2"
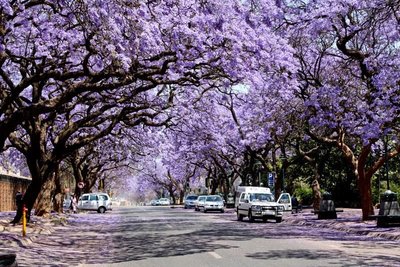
[
  {"x1": 268, "y1": 172, "x2": 275, "y2": 188},
  {"x1": 78, "y1": 182, "x2": 85, "y2": 189}
]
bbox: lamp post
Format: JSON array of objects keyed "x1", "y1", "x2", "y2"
[
  {"x1": 280, "y1": 156, "x2": 286, "y2": 192},
  {"x1": 384, "y1": 135, "x2": 390, "y2": 191},
  {"x1": 254, "y1": 160, "x2": 263, "y2": 187}
]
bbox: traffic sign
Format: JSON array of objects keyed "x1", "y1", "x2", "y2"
[{"x1": 268, "y1": 172, "x2": 275, "y2": 187}]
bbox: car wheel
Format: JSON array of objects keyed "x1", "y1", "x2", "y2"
[
  {"x1": 248, "y1": 209, "x2": 254, "y2": 222},
  {"x1": 237, "y1": 209, "x2": 243, "y2": 221},
  {"x1": 203, "y1": 208, "x2": 207, "y2": 213},
  {"x1": 276, "y1": 217, "x2": 282, "y2": 223},
  {"x1": 98, "y1": 207, "x2": 106, "y2": 213},
  {"x1": 220, "y1": 209, "x2": 224, "y2": 213}
]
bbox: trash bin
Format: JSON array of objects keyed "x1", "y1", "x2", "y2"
[
  {"x1": 317, "y1": 192, "x2": 337, "y2": 219},
  {"x1": 378, "y1": 190, "x2": 400, "y2": 217},
  {"x1": 381, "y1": 191, "x2": 397, "y2": 202}
]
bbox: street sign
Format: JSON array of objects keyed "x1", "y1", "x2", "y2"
[{"x1": 268, "y1": 172, "x2": 275, "y2": 187}]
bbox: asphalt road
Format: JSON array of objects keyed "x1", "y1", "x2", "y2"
[{"x1": 7, "y1": 206, "x2": 400, "y2": 267}]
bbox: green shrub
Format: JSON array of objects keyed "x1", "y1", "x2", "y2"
[
  {"x1": 373, "y1": 181, "x2": 400, "y2": 203},
  {"x1": 293, "y1": 183, "x2": 313, "y2": 206}
]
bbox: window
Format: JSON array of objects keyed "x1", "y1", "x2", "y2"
[
  {"x1": 206, "y1": 196, "x2": 222, "y2": 202},
  {"x1": 89, "y1": 195, "x2": 98, "y2": 201},
  {"x1": 81, "y1": 195, "x2": 89, "y2": 201},
  {"x1": 249, "y1": 193, "x2": 274, "y2": 202},
  {"x1": 279, "y1": 194, "x2": 290, "y2": 203},
  {"x1": 99, "y1": 195, "x2": 108, "y2": 201}
]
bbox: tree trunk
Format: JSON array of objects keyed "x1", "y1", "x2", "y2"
[
  {"x1": 357, "y1": 167, "x2": 375, "y2": 220},
  {"x1": 168, "y1": 187, "x2": 175, "y2": 204},
  {"x1": 272, "y1": 148, "x2": 281, "y2": 199},
  {"x1": 11, "y1": 180, "x2": 42, "y2": 223},
  {"x1": 341, "y1": 142, "x2": 375, "y2": 220},
  {"x1": 53, "y1": 166, "x2": 63, "y2": 213},
  {"x1": 179, "y1": 190, "x2": 185, "y2": 204},
  {"x1": 34, "y1": 175, "x2": 56, "y2": 217},
  {"x1": 311, "y1": 179, "x2": 322, "y2": 212},
  {"x1": 54, "y1": 193, "x2": 64, "y2": 213}
]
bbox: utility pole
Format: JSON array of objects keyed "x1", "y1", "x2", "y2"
[{"x1": 384, "y1": 135, "x2": 390, "y2": 191}]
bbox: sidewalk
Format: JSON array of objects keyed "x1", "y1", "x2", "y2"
[
  {"x1": 284, "y1": 208, "x2": 400, "y2": 241},
  {"x1": 0, "y1": 211, "x2": 65, "y2": 249}
]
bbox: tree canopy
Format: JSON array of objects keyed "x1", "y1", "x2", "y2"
[{"x1": 1, "y1": 0, "x2": 399, "y2": 220}]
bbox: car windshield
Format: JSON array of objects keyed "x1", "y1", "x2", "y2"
[
  {"x1": 249, "y1": 193, "x2": 274, "y2": 202},
  {"x1": 186, "y1": 195, "x2": 198, "y2": 200},
  {"x1": 206, "y1": 196, "x2": 222, "y2": 202}
]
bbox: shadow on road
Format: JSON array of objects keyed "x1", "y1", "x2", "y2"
[{"x1": 11, "y1": 207, "x2": 400, "y2": 266}]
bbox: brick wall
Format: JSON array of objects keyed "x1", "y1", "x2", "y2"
[{"x1": 0, "y1": 174, "x2": 31, "y2": 211}]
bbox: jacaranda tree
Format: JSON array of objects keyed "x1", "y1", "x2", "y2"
[{"x1": 2, "y1": 0, "x2": 297, "y2": 218}]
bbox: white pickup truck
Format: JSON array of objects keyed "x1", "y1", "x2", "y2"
[{"x1": 235, "y1": 186, "x2": 285, "y2": 223}]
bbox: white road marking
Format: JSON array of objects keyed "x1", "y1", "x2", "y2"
[
  {"x1": 166, "y1": 224, "x2": 173, "y2": 229},
  {"x1": 208, "y1": 252, "x2": 222, "y2": 259}
]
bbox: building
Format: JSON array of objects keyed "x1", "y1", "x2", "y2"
[{"x1": 0, "y1": 171, "x2": 31, "y2": 212}]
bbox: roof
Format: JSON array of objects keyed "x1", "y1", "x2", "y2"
[{"x1": 236, "y1": 186, "x2": 271, "y2": 194}]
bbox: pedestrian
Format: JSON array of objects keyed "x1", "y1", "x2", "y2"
[
  {"x1": 70, "y1": 193, "x2": 77, "y2": 213},
  {"x1": 10, "y1": 191, "x2": 23, "y2": 225},
  {"x1": 291, "y1": 196, "x2": 299, "y2": 214}
]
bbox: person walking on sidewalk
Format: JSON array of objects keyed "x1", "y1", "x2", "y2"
[
  {"x1": 291, "y1": 196, "x2": 302, "y2": 214},
  {"x1": 70, "y1": 193, "x2": 78, "y2": 213},
  {"x1": 10, "y1": 191, "x2": 24, "y2": 225}
]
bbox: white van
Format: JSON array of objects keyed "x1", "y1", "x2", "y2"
[
  {"x1": 78, "y1": 193, "x2": 112, "y2": 213},
  {"x1": 235, "y1": 186, "x2": 284, "y2": 223}
]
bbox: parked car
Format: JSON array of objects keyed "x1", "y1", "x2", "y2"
[
  {"x1": 77, "y1": 193, "x2": 112, "y2": 213},
  {"x1": 194, "y1": 195, "x2": 207, "y2": 211},
  {"x1": 200, "y1": 195, "x2": 224, "y2": 213},
  {"x1": 150, "y1": 199, "x2": 160, "y2": 206},
  {"x1": 184, "y1": 194, "x2": 198, "y2": 209},
  {"x1": 63, "y1": 197, "x2": 71, "y2": 211},
  {"x1": 158, "y1": 198, "x2": 170, "y2": 205}
]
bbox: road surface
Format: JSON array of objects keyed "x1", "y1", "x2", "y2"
[{"x1": 5, "y1": 206, "x2": 400, "y2": 267}]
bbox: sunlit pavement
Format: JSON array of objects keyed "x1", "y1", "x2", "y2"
[{"x1": 0, "y1": 206, "x2": 399, "y2": 266}]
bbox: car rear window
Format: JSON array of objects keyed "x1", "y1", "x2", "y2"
[
  {"x1": 206, "y1": 196, "x2": 222, "y2": 201},
  {"x1": 186, "y1": 195, "x2": 198, "y2": 200}
]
